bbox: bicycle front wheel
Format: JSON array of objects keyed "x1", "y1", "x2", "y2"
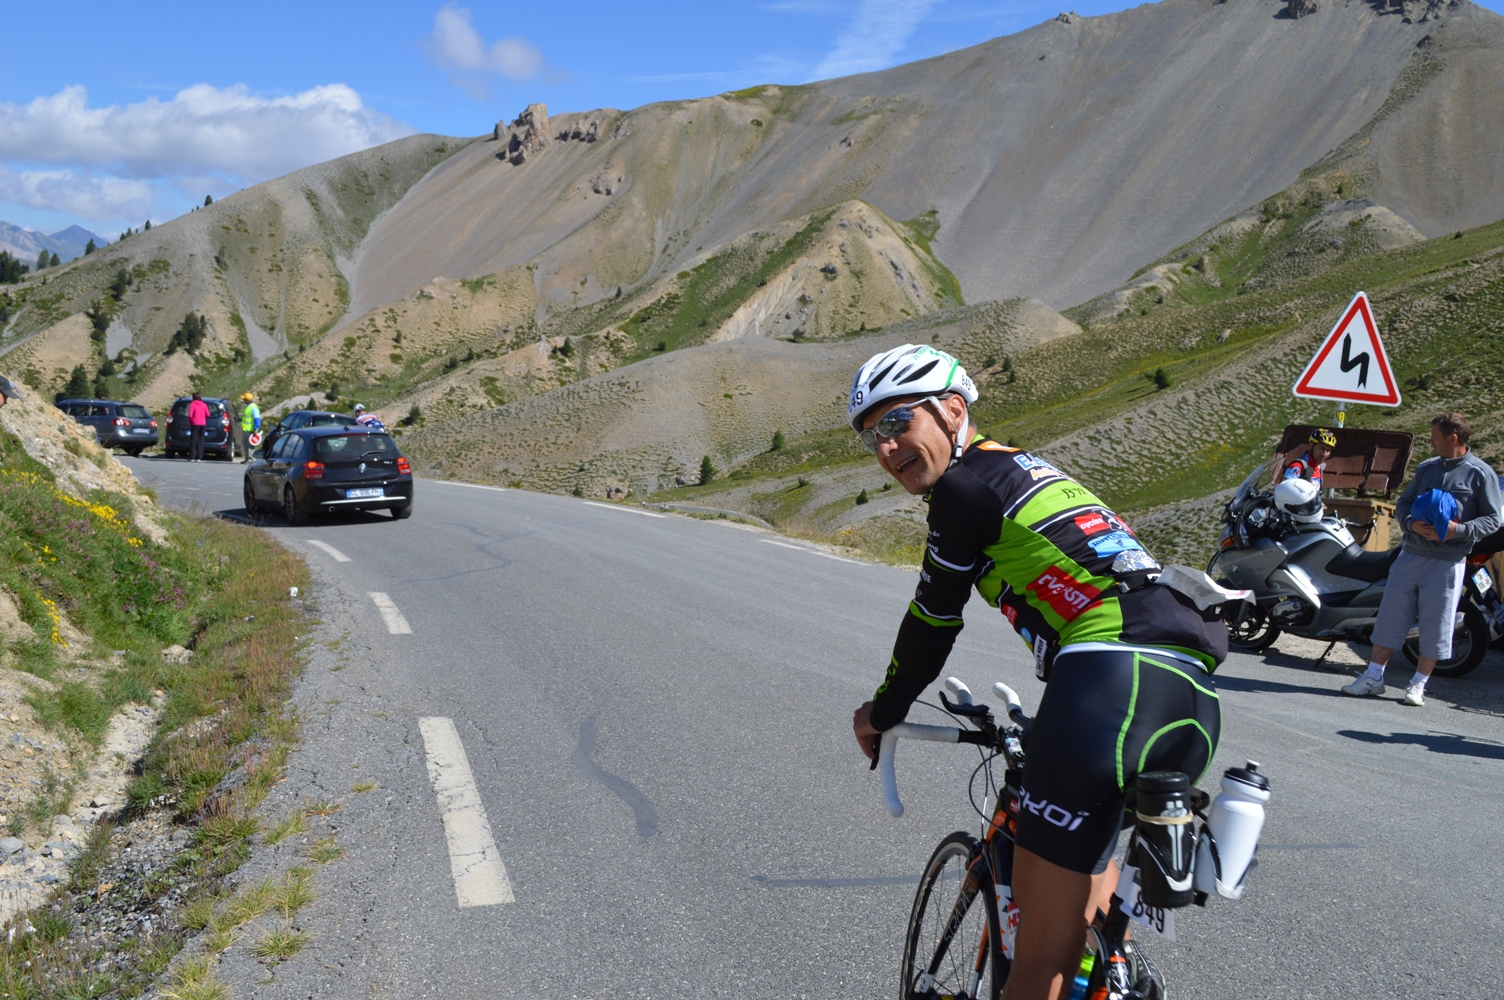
[{"x1": 900, "y1": 832, "x2": 1004, "y2": 1000}]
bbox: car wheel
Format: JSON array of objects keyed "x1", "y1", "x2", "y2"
[
  {"x1": 390, "y1": 501, "x2": 413, "y2": 520},
  {"x1": 284, "y1": 485, "x2": 309, "y2": 526},
  {"x1": 125, "y1": 447, "x2": 143, "y2": 457},
  {"x1": 244, "y1": 479, "x2": 260, "y2": 517},
  {"x1": 164, "y1": 448, "x2": 177, "y2": 459}
]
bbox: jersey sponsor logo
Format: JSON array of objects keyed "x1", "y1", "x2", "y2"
[
  {"x1": 1087, "y1": 530, "x2": 1145, "y2": 557},
  {"x1": 977, "y1": 440, "x2": 1017, "y2": 452},
  {"x1": 1033, "y1": 635, "x2": 1049, "y2": 679},
  {"x1": 1002, "y1": 604, "x2": 1018, "y2": 626},
  {"x1": 1029, "y1": 467, "x2": 1061, "y2": 481},
  {"x1": 1026, "y1": 566, "x2": 1102, "y2": 622},
  {"x1": 1075, "y1": 513, "x2": 1110, "y2": 535}
]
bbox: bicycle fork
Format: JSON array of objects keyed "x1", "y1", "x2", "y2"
[{"x1": 917, "y1": 854, "x2": 992, "y2": 998}]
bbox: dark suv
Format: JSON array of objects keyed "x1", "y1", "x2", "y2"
[
  {"x1": 164, "y1": 397, "x2": 237, "y2": 460},
  {"x1": 56, "y1": 399, "x2": 160, "y2": 455}
]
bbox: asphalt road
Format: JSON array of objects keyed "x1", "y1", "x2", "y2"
[{"x1": 124, "y1": 455, "x2": 1504, "y2": 1000}]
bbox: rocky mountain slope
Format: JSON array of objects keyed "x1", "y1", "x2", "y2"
[{"x1": 0, "y1": 0, "x2": 1499, "y2": 530}]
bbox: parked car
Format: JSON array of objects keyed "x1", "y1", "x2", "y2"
[
  {"x1": 163, "y1": 397, "x2": 237, "y2": 459},
  {"x1": 243, "y1": 425, "x2": 413, "y2": 525},
  {"x1": 256, "y1": 410, "x2": 359, "y2": 460},
  {"x1": 55, "y1": 398, "x2": 159, "y2": 455}
]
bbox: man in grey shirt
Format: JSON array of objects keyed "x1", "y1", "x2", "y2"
[{"x1": 1344, "y1": 412, "x2": 1502, "y2": 705}]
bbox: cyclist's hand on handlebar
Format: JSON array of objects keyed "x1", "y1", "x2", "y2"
[{"x1": 852, "y1": 701, "x2": 881, "y2": 761}]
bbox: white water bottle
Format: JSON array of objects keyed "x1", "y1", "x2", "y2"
[{"x1": 1193, "y1": 761, "x2": 1270, "y2": 900}]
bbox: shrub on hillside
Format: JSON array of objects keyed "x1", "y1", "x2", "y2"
[{"x1": 699, "y1": 455, "x2": 715, "y2": 485}]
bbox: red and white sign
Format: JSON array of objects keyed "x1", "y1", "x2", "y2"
[{"x1": 1291, "y1": 291, "x2": 1401, "y2": 406}]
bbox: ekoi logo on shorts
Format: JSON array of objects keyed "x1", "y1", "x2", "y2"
[
  {"x1": 1019, "y1": 790, "x2": 1089, "y2": 831},
  {"x1": 1026, "y1": 566, "x2": 1101, "y2": 621}
]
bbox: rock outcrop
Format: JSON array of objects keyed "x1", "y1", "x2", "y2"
[
  {"x1": 558, "y1": 118, "x2": 600, "y2": 143},
  {"x1": 1287, "y1": 0, "x2": 1318, "y2": 18},
  {"x1": 505, "y1": 103, "x2": 550, "y2": 165},
  {"x1": 1386, "y1": 0, "x2": 1458, "y2": 22}
]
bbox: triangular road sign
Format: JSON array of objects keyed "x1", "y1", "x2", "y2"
[{"x1": 1292, "y1": 291, "x2": 1401, "y2": 406}]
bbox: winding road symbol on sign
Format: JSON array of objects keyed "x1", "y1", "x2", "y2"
[{"x1": 1292, "y1": 291, "x2": 1401, "y2": 407}]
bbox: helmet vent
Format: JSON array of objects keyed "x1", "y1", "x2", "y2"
[
  {"x1": 897, "y1": 359, "x2": 940, "y2": 385},
  {"x1": 869, "y1": 361, "x2": 900, "y2": 388}
]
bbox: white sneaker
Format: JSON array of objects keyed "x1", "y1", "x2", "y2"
[
  {"x1": 1402, "y1": 683, "x2": 1426, "y2": 707},
  {"x1": 1342, "y1": 675, "x2": 1386, "y2": 697}
]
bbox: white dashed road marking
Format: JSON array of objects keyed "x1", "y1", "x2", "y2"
[
  {"x1": 306, "y1": 540, "x2": 351, "y2": 562},
  {"x1": 418, "y1": 717, "x2": 515, "y2": 907},
  {"x1": 368, "y1": 592, "x2": 412, "y2": 634},
  {"x1": 760, "y1": 538, "x2": 865, "y2": 565},
  {"x1": 581, "y1": 501, "x2": 667, "y2": 518}
]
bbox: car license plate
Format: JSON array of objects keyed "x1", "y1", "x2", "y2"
[
  {"x1": 1475, "y1": 567, "x2": 1494, "y2": 593},
  {"x1": 346, "y1": 488, "x2": 383, "y2": 499},
  {"x1": 133, "y1": 428, "x2": 150, "y2": 434}
]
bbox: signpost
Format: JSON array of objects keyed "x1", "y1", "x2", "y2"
[{"x1": 1292, "y1": 290, "x2": 1401, "y2": 426}]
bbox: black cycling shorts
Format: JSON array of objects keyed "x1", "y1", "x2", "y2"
[{"x1": 1013, "y1": 645, "x2": 1221, "y2": 875}]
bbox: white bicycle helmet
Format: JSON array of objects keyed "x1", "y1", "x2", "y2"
[
  {"x1": 1273, "y1": 478, "x2": 1324, "y2": 524},
  {"x1": 848, "y1": 344, "x2": 977, "y2": 431}
]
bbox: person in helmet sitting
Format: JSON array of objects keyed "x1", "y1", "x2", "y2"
[
  {"x1": 1282, "y1": 427, "x2": 1336, "y2": 491},
  {"x1": 846, "y1": 344, "x2": 1228, "y2": 1000}
]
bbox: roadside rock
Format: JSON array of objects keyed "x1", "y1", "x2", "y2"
[
  {"x1": 162, "y1": 644, "x2": 193, "y2": 665},
  {"x1": 505, "y1": 103, "x2": 550, "y2": 165},
  {"x1": 1288, "y1": 0, "x2": 1318, "y2": 16},
  {"x1": 0, "y1": 370, "x2": 168, "y2": 543}
]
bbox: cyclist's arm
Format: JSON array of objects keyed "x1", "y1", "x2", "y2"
[{"x1": 869, "y1": 469, "x2": 997, "y2": 731}]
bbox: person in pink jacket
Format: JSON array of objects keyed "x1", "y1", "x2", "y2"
[{"x1": 187, "y1": 392, "x2": 210, "y2": 462}]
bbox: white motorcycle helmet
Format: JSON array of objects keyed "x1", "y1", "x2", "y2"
[{"x1": 1273, "y1": 477, "x2": 1324, "y2": 524}]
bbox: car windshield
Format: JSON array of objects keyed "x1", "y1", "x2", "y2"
[
  {"x1": 312, "y1": 434, "x2": 397, "y2": 459},
  {"x1": 120, "y1": 405, "x2": 150, "y2": 418},
  {"x1": 307, "y1": 413, "x2": 357, "y2": 427}
]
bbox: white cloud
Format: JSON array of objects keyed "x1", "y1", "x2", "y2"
[
  {"x1": 814, "y1": 0, "x2": 939, "y2": 79},
  {"x1": 0, "y1": 83, "x2": 414, "y2": 183},
  {"x1": 424, "y1": 4, "x2": 548, "y2": 95},
  {"x1": 0, "y1": 165, "x2": 151, "y2": 222}
]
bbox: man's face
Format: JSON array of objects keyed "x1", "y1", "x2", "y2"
[
  {"x1": 1311, "y1": 443, "x2": 1332, "y2": 465},
  {"x1": 862, "y1": 395, "x2": 966, "y2": 495},
  {"x1": 1430, "y1": 423, "x2": 1463, "y2": 458}
]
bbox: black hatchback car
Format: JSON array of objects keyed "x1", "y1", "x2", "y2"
[
  {"x1": 243, "y1": 426, "x2": 413, "y2": 525},
  {"x1": 163, "y1": 397, "x2": 237, "y2": 459},
  {"x1": 56, "y1": 399, "x2": 159, "y2": 454}
]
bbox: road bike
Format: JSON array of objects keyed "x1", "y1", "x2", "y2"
[{"x1": 876, "y1": 677, "x2": 1263, "y2": 1000}]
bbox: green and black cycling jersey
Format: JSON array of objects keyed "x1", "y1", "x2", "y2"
[{"x1": 869, "y1": 436, "x2": 1228, "y2": 730}]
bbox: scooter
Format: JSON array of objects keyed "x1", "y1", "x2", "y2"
[{"x1": 1207, "y1": 460, "x2": 1491, "y2": 677}]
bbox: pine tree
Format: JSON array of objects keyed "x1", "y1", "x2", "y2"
[
  {"x1": 1153, "y1": 367, "x2": 1171, "y2": 390},
  {"x1": 48, "y1": 252, "x2": 60, "y2": 268},
  {"x1": 84, "y1": 239, "x2": 96, "y2": 255},
  {"x1": 771, "y1": 429, "x2": 785, "y2": 451},
  {"x1": 143, "y1": 220, "x2": 152, "y2": 231},
  {"x1": 204, "y1": 195, "x2": 213, "y2": 206},
  {"x1": 36, "y1": 250, "x2": 50, "y2": 271},
  {"x1": 62, "y1": 365, "x2": 91, "y2": 400},
  {"x1": 699, "y1": 455, "x2": 715, "y2": 485},
  {"x1": 855, "y1": 488, "x2": 870, "y2": 505}
]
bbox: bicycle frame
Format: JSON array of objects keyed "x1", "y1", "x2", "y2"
[{"x1": 887, "y1": 679, "x2": 1167, "y2": 1000}]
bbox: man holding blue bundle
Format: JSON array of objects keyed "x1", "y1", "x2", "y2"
[{"x1": 1344, "y1": 412, "x2": 1502, "y2": 705}]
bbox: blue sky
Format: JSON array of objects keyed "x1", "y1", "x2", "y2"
[{"x1": 3, "y1": 0, "x2": 1499, "y2": 236}]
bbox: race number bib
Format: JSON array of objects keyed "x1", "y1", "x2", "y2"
[{"x1": 1116, "y1": 865, "x2": 1176, "y2": 941}]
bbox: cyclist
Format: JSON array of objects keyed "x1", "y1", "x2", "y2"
[
  {"x1": 1282, "y1": 427, "x2": 1336, "y2": 490},
  {"x1": 353, "y1": 403, "x2": 385, "y2": 431},
  {"x1": 846, "y1": 344, "x2": 1228, "y2": 1000}
]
